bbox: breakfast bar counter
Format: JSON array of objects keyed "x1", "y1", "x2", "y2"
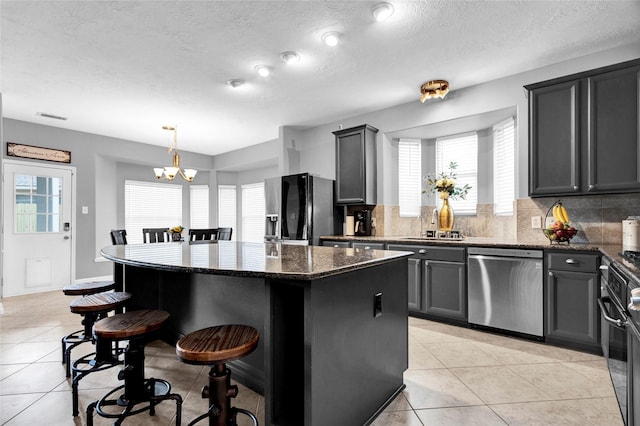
[{"x1": 101, "y1": 241, "x2": 411, "y2": 426}]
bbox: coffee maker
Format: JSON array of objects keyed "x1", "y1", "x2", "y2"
[{"x1": 354, "y1": 209, "x2": 372, "y2": 236}]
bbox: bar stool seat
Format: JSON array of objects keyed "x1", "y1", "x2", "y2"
[
  {"x1": 87, "y1": 310, "x2": 182, "y2": 426},
  {"x1": 66, "y1": 291, "x2": 131, "y2": 416},
  {"x1": 63, "y1": 280, "x2": 116, "y2": 296},
  {"x1": 176, "y1": 325, "x2": 259, "y2": 426}
]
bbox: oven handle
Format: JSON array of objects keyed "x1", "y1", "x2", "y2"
[{"x1": 598, "y1": 296, "x2": 627, "y2": 329}]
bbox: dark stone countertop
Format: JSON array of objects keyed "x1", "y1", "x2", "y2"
[
  {"x1": 101, "y1": 241, "x2": 412, "y2": 281},
  {"x1": 320, "y1": 235, "x2": 640, "y2": 285}
]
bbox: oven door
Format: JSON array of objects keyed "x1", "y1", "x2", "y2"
[{"x1": 599, "y1": 295, "x2": 629, "y2": 424}]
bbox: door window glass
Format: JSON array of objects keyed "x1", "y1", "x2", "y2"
[{"x1": 14, "y1": 174, "x2": 63, "y2": 233}]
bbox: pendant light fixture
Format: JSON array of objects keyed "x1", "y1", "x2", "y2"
[{"x1": 153, "y1": 125, "x2": 197, "y2": 182}]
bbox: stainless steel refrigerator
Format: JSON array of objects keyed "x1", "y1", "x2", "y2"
[{"x1": 264, "y1": 173, "x2": 340, "y2": 245}]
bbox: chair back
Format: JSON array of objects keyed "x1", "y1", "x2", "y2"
[
  {"x1": 110, "y1": 229, "x2": 128, "y2": 245},
  {"x1": 142, "y1": 228, "x2": 170, "y2": 243},
  {"x1": 217, "y1": 227, "x2": 233, "y2": 241},
  {"x1": 188, "y1": 228, "x2": 218, "y2": 241}
]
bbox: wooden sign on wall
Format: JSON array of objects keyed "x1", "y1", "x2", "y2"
[{"x1": 6, "y1": 142, "x2": 71, "y2": 164}]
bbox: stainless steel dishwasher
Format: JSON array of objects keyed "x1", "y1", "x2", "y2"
[{"x1": 468, "y1": 247, "x2": 544, "y2": 337}]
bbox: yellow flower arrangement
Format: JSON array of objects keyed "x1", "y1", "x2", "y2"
[
  {"x1": 423, "y1": 162, "x2": 471, "y2": 200},
  {"x1": 169, "y1": 225, "x2": 184, "y2": 234}
]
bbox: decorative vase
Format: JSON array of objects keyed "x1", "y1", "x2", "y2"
[
  {"x1": 171, "y1": 232, "x2": 182, "y2": 242},
  {"x1": 439, "y1": 193, "x2": 455, "y2": 231}
]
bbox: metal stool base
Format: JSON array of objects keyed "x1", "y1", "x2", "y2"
[
  {"x1": 71, "y1": 349, "x2": 123, "y2": 416},
  {"x1": 86, "y1": 378, "x2": 182, "y2": 426}
]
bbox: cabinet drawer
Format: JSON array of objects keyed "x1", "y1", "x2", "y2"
[
  {"x1": 352, "y1": 242, "x2": 385, "y2": 250},
  {"x1": 546, "y1": 252, "x2": 599, "y2": 272},
  {"x1": 387, "y1": 244, "x2": 465, "y2": 262},
  {"x1": 322, "y1": 240, "x2": 351, "y2": 248}
]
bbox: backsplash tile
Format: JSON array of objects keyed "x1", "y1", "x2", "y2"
[{"x1": 374, "y1": 193, "x2": 640, "y2": 245}]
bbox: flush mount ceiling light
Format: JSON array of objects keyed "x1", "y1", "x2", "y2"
[
  {"x1": 372, "y1": 2, "x2": 394, "y2": 22},
  {"x1": 322, "y1": 31, "x2": 341, "y2": 47},
  {"x1": 254, "y1": 65, "x2": 270, "y2": 77},
  {"x1": 420, "y1": 80, "x2": 450, "y2": 102},
  {"x1": 280, "y1": 51, "x2": 300, "y2": 64},
  {"x1": 226, "y1": 79, "x2": 246, "y2": 88},
  {"x1": 153, "y1": 125, "x2": 197, "y2": 182}
]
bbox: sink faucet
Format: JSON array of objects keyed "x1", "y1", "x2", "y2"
[{"x1": 431, "y1": 208, "x2": 439, "y2": 238}]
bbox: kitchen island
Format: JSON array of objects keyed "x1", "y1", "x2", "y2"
[{"x1": 101, "y1": 241, "x2": 410, "y2": 426}]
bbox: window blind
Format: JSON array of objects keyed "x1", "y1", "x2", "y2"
[
  {"x1": 436, "y1": 133, "x2": 478, "y2": 215},
  {"x1": 241, "y1": 182, "x2": 265, "y2": 243},
  {"x1": 493, "y1": 117, "x2": 515, "y2": 215},
  {"x1": 190, "y1": 185, "x2": 209, "y2": 228},
  {"x1": 218, "y1": 185, "x2": 237, "y2": 240},
  {"x1": 124, "y1": 180, "x2": 182, "y2": 244},
  {"x1": 398, "y1": 139, "x2": 422, "y2": 217}
]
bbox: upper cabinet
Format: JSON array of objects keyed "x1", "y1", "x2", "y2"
[
  {"x1": 333, "y1": 124, "x2": 378, "y2": 205},
  {"x1": 526, "y1": 59, "x2": 640, "y2": 197}
]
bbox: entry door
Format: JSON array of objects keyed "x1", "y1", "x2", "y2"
[{"x1": 2, "y1": 161, "x2": 74, "y2": 297}]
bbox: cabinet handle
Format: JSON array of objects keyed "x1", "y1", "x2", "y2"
[
  {"x1": 573, "y1": 185, "x2": 579, "y2": 190},
  {"x1": 418, "y1": 249, "x2": 427, "y2": 254},
  {"x1": 588, "y1": 184, "x2": 595, "y2": 190},
  {"x1": 333, "y1": 244, "x2": 340, "y2": 248},
  {"x1": 565, "y1": 259, "x2": 579, "y2": 264},
  {"x1": 548, "y1": 271, "x2": 554, "y2": 276},
  {"x1": 599, "y1": 265, "x2": 609, "y2": 271},
  {"x1": 364, "y1": 246, "x2": 371, "y2": 250}
]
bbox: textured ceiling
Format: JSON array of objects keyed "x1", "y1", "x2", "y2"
[{"x1": 2, "y1": 1, "x2": 640, "y2": 156}]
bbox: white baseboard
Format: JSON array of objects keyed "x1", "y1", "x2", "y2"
[{"x1": 75, "y1": 275, "x2": 113, "y2": 283}]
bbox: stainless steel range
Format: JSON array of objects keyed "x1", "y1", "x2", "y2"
[{"x1": 599, "y1": 252, "x2": 640, "y2": 425}]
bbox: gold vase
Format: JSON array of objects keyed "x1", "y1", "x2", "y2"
[{"x1": 439, "y1": 194, "x2": 455, "y2": 231}]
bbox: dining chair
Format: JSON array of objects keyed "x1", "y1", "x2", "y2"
[
  {"x1": 110, "y1": 229, "x2": 128, "y2": 245},
  {"x1": 142, "y1": 228, "x2": 170, "y2": 243},
  {"x1": 188, "y1": 228, "x2": 218, "y2": 241},
  {"x1": 217, "y1": 227, "x2": 233, "y2": 241}
]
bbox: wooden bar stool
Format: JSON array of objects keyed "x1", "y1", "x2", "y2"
[
  {"x1": 176, "y1": 324, "x2": 259, "y2": 426},
  {"x1": 68, "y1": 291, "x2": 131, "y2": 416},
  {"x1": 86, "y1": 310, "x2": 182, "y2": 426},
  {"x1": 61, "y1": 280, "x2": 117, "y2": 370},
  {"x1": 62, "y1": 286, "x2": 126, "y2": 376}
]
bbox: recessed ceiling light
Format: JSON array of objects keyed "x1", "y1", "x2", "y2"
[
  {"x1": 255, "y1": 65, "x2": 270, "y2": 77},
  {"x1": 280, "y1": 51, "x2": 300, "y2": 64},
  {"x1": 322, "y1": 32, "x2": 341, "y2": 47},
  {"x1": 226, "y1": 79, "x2": 246, "y2": 88},
  {"x1": 372, "y1": 2, "x2": 394, "y2": 22}
]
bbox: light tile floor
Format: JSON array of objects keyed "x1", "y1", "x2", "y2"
[{"x1": 0, "y1": 291, "x2": 624, "y2": 425}]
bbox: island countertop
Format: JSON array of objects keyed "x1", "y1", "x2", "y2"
[{"x1": 101, "y1": 240, "x2": 411, "y2": 280}]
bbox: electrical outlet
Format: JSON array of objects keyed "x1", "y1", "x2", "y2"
[
  {"x1": 531, "y1": 216, "x2": 541, "y2": 229},
  {"x1": 545, "y1": 217, "x2": 555, "y2": 228}
]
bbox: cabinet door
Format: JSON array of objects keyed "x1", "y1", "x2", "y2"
[
  {"x1": 423, "y1": 260, "x2": 467, "y2": 321},
  {"x1": 407, "y1": 258, "x2": 422, "y2": 311},
  {"x1": 336, "y1": 130, "x2": 366, "y2": 204},
  {"x1": 529, "y1": 80, "x2": 582, "y2": 196},
  {"x1": 546, "y1": 269, "x2": 600, "y2": 350},
  {"x1": 587, "y1": 66, "x2": 640, "y2": 193},
  {"x1": 352, "y1": 242, "x2": 385, "y2": 250}
]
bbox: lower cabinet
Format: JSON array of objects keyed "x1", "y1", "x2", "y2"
[
  {"x1": 388, "y1": 244, "x2": 466, "y2": 322},
  {"x1": 352, "y1": 242, "x2": 385, "y2": 250},
  {"x1": 545, "y1": 251, "x2": 600, "y2": 352}
]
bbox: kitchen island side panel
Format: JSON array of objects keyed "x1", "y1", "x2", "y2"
[
  {"x1": 267, "y1": 258, "x2": 408, "y2": 426},
  {"x1": 122, "y1": 265, "x2": 267, "y2": 393}
]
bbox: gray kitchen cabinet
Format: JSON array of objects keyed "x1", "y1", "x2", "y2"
[
  {"x1": 352, "y1": 242, "x2": 385, "y2": 250},
  {"x1": 333, "y1": 124, "x2": 378, "y2": 205},
  {"x1": 545, "y1": 251, "x2": 601, "y2": 352},
  {"x1": 527, "y1": 59, "x2": 640, "y2": 196},
  {"x1": 321, "y1": 240, "x2": 351, "y2": 248},
  {"x1": 388, "y1": 244, "x2": 466, "y2": 322}
]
